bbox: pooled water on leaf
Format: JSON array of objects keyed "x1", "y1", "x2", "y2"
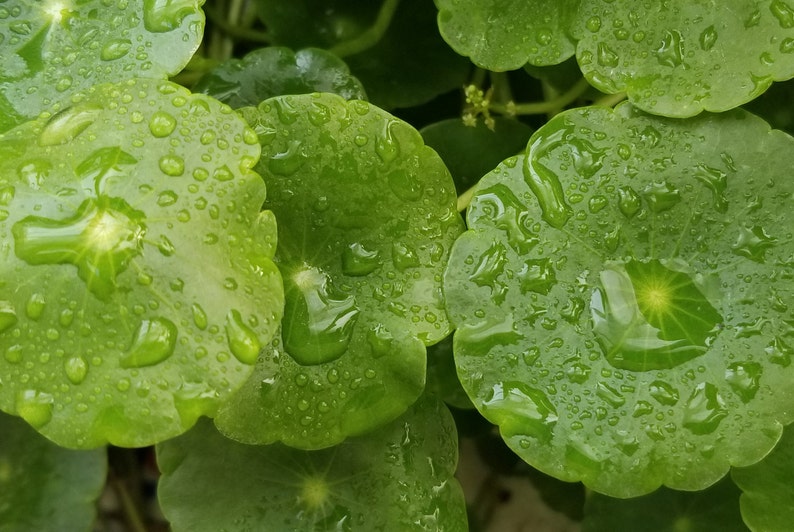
[
  {"x1": 682, "y1": 382, "x2": 727, "y2": 435},
  {"x1": 143, "y1": 0, "x2": 198, "y2": 32},
  {"x1": 120, "y1": 317, "x2": 178, "y2": 368},
  {"x1": 725, "y1": 361, "x2": 762, "y2": 403},
  {"x1": 38, "y1": 105, "x2": 102, "y2": 146},
  {"x1": 482, "y1": 381, "x2": 557, "y2": 440},
  {"x1": 341, "y1": 242, "x2": 380, "y2": 276},
  {"x1": 225, "y1": 310, "x2": 261, "y2": 365}
]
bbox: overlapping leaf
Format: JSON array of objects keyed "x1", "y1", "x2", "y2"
[
  {"x1": 444, "y1": 103, "x2": 794, "y2": 496},
  {"x1": 572, "y1": 0, "x2": 794, "y2": 117},
  {"x1": 255, "y1": 0, "x2": 469, "y2": 108},
  {"x1": 434, "y1": 0, "x2": 578, "y2": 71},
  {"x1": 193, "y1": 47, "x2": 366, "y2": 109},
  {"x1": 0, "y1": 411, "x2": 106, "y2": 532},
  {"x1": 0, "y1": 0, "x2": 204, "y2": 132},
  {"x1": 158, "y1": 396, "x2": 468, "y2": 531},
  {"x1": 215, "y1": 93, "x2": 464, "y2": 449},
  {"x1": 0, "y1": 78, "x2": 282, "y2": 448},
  {"x1": 733, "y1": 423, "x2": 794, "y2": 531}
]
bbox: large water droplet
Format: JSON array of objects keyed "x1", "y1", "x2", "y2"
[
  {"x1": 597, "y1": 42, "x2": 619, "y2": 67},
  {"x1": 694, "y1": 164, "x2": 728, "y2": 212},
  {"x1": 596, "y1": 382, "x2": 625, "y2": 408},
  {"x1": 148, "y1": 111, "x2": 177, "y2": 137},
  {"x1": 699, "y1": 25, "x2": 718, "y2": 51},
  {"x1": 732, "y1": 225, "x2": 777, "y2": 263},
  {"x1": 617, "y1": 186, "x2": 641, "y2": 218},
  {"x1": 159, "y1": 155, "x2": 185, "y2": 176},
  {"x1": 13, "y1": 197, "x2": 146, "y2": 300},
  {"x1": 482, "y1": 381, "x2": 557, "y2": 440},
  {"x1": 225, "y1": 310, "x2": 260, "y2": 364},
  {"x1": 341, "y1": 242, "x2": 380, "y2": 276},
  {"x1": 38, "y1": 104, "x2": 102, "y2": 146},
  {"x1": 470, "y1": 184, "x2": 539, "y2": 253},
  {"x1": 649, "y1": 380, "x2": 679, "y2": 406},
  {"x1": 0, "y1": 301, "x2": 18, "y2": 332},
  {"x1": 725, "y1": 361, "x2": 761, "y2": 403},
  {"x1": 120, "y1": 317, "x2": 178, "y2": 368},
  {"x1": 525, "y1": 130, "x2": 573, "y2": 229},
  {"x1": 191, "y1": 303, "x2": 207, "y2": 330},
  {"x1": 456, "y1": 313, "x2": 523, "y2": 355},
  {"x1": 143, "y1": 0, "x2": 197, "y2": 32},
  {"x1": 375, "y1": 121, "x2": 399, "y2": 164},
  {"x1": 282, "y1": 266, "x2": 359, "y2": 366},
  {"x1": 682, "y1": 382, "x2": 727, "y2": 434},
  {"x1": 16, "y1": 390, "x2": 54, "y2": 428},
  {"x1": 100, "y1": 38, "x2": 131, "y2": 61},
  {"x1": 367, "y1": 324, "x2": 393, "y2": 358},
  {"x1": 269, "y1": 140, "x2": 306, "y2": 176},
  {"x1": 771, "y1": 0, "x2": 794, "y2": 28},
  {"x1": 25, "y1": 293, "x2": 46, "y2": 320},
  {"x1": 387, "y1": 169, "x2": 423, "y2": 201},
  {"x1": 392, "y1": 242, "x2": 420, "y2": 271},
  {"x1": 591, "y1": 260, "x2": 722, "y2": 371},
  {"x1": 64, "y1": 356, "x2": 88, "y2": 384},
  {"x1": 642, "y1": 181, "x2": 680, "y2": 212},
  {"x1": 656, "y1": 29, "x2": 684, "y2": 67}
]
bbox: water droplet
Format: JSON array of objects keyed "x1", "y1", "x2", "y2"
[
  {"x1": 387, "y1": 168, "x2": 423, "y2": 201},
  {"x1": 585, "y1": 16, "x2": 601, "y2": 32},
  {"x1": 225, "y1": 310, "x2": 260, "y2": 365},
  {"x1": 471, "y1": 184, "x2": 538, "y2": 253},
  {"x1": 375, "y1": 121, "x2": 399, "y2": 164},
  {"x1": 15, "y1": 390, "x2": 53, "y2": 428},
  {"x1": 656, "y1": 29, "x2": 684, "y2": 67},
  {"x1": 699, "y1": 25, "x2": 717, "y2": 51},
  {"x1": 158, "y1": 235, "x2": 176, "y2": 256},
  {"x1": 597, "y1": 42, "x2": 619, "y2": 67},
  {"x1": 191, "y1": 303, "x2": 207, "y2": 330},
  {"x1": 157, "y1": 190, "x2": 178, "y2": 206},
  {"x1": 120, "y1": 318, "x2": 178, "y2": 368},
  {"x1": 525, "y1": 133, "x2": 573, "y2": 229},
  {"x1": 64, "y1": 356, "x2": 88, "y2": 384},
  {"x1": 367, "y1": 324, "x2": 393, "y2": 358},
  {"x1": 649, "y1": 380, "x2": 679, "y2": 405},
  {"x1": 307, "y1": 102, "x2": 331, "y2": 126},
  {"x1": 143, "y1": 0, "x2": 197, "y2": 32},
  {"x1": 0, "y1": 301, "x2": 18, "y2": 332},
  {"x1": 565, "y1": 361, "x2": 591, "y2": 383},
  {"x1": 341, "y1": 242, "x2": 380, "y2": 276},
  {"x1": 25, "y1": 293, "x2": 46, "y2": 320},
  {"x1": 38, "y1": 104, "x2": 102, "y2": 146},
  {"x1": 148, "y1": 111, "x2": 177, "y2": 137},
  {"x1": 732, "y1": 225, "x2": 777, "y2": 263},
  {"x1": 780, "y1": 37, "x2": 794, "y2": 53},
  {"x1": 468, "y1": 242, "x2": 507, "y2": 297},
  {"x1": 392, "y1": 242, "x2": 420, "y2": 271},
  {"x1": 456, "y1": 313, "x2": 523, "y2": 355},
  {"x1": 596, "y1": 382, "x2": 625, "y2": 408},
  {"x1": 694, "y1": 164, "x2": 727, "y2": 212},
  {"x1": 617, "y1": 186, "x2": 641, "y2": 218},
  {"x1": 482, "y1": 381, "x2": 557, "y2": 440},
  {"x1": 725, "y1": 361, "x2": 761, "y2": 403},
  {"x1": 766, "y1": 336, "x2": 793, "y2": 366},
  {"x1": 282, "y1": 266, "x2": 359, "y2": 366},
  {"x1": 100, "y1": 38, "x2": 131, "y2": 61},
  {"x1": 771, "y1": 0, "x2": 794, "y2": 28},
  {"x1": 591, "y1": 260, "x2": 722, "y2": 371},
  {"x1": 159, "y1": 155, "x2": 185, "y2": 176},
  {"x1": 642, "y1": 181, "x2": 680, "y2": 212},
  {"x1": 683, "y1": 382, "x2": 727, "y2": 435},
  {"x1": 268, "y1": 140, "x2": 306, "y2": 176},
  {"x1": 518, "y1": 257, "x2": 557, "y2": 295}
]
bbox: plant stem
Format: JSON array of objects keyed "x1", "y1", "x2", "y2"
[
  {"x1": 593, "y1": 91, "x2": 628, "y2": 107},
  {"x1": 457, "y1": 184, "x2": 478, "y2": 212},
  {"x1": 491, "y1": 77, "x2": 591, "y2": 116},
  {"x1": 204, "y1": 3, "x2": 271, "y2": 43},
  {"x1": 112, "y1": 476, "x2": 148, "y2": 532},
  {"x1": 329, "y1": 0, "x2": 401, "y2": 58}
]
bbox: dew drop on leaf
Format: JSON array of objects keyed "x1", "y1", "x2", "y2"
[
  {"x1": 225, "y1": 310, "x2": 261, "y2": 365},
  {"x1": 143, "y1": 0, "x2": 198, "y2": 32},
  {"x1": 15, "y1": 390, "x2": 54, "y2": 429},
  {"x1": 38, "y1": 105, "x2": 102, "y2": 146},
  {"x1": 682, "y1": 382, "x2": 728, "y2": 435},
  {"x1": 25, "y1": 293, "x2": 46, "y2": 320},
  {"x1": 0, "y1": 301, "x2": 18, "y2": 332},
  {"x1": 725, "y1": 361, "x2": 762, "y2": 403},
  {"x1": 64, "y1": 356, "x2": 88, "y2": 385},
  {"x1": 482, "y1": 381, "x2": 558, "y2": 440},
  {"x1": 148, "y1": 111, "x2": 177, "y2": 137},
  {"x1": 100, "y1": 38, "x2": 132, "y2": 61},
  {"x1": 120, "y1": 318, "x2": 178, "y2": 368},
  {"x1": 341, "y1": 242, "x2": 380, "y2": 276},
  {"x1": 191, "y1": 303, "x2": 208, "y2": 330}
]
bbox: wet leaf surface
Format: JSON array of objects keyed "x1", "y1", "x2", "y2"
[
  {"x1": 444, "y1": 103, "x2": 794, "y2": 496},
  {"x1": 0, "y1": 78, "x2": 282, "y2": 448}
]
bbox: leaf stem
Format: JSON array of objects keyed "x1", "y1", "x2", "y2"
[
  {"x1": 329, "y1": 0, "x2": 401, "y2": 58},
  {"x1": 204, "y1": 2, "x2": 271, "y2": 44},
  {"x1": 593, "y1": 91, "x2": 628, "y2": 108},
  {"x1": 112, "y1": 476, "x2": 148, "y2": 532},
  {"x1": 490, "y1": 77, "x2": 592, "y2": 116},
  {"x1": 457, "y1": 183, "x2": 478, "y2": 212}
]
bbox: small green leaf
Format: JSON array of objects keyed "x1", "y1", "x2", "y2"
[
  {"x1": 733, "y1": 424, "x2": 794, "y2": 531},
  {"x1": 194, "y1": 47, "x2": 367, "y2": 109},
  {"x1": 434, "y1": 0, "x2": 578, "y2": 70},
  {"x1": 0, "y1": 79, "x2": 283, "y2": 448},
  {"x1": 0, "y1": 411, "x2": 106, "y2": 531},
  {"x1": 214, "y1": 92, "x2": 464, "y2": 449},
  {"x1": 583, "y1": 476, "x2": 748, "y2": 532},
  {"x1": 157, "y1": 396, "x2": 468, "y2": 531},
  {"x1": 444, "y1": 103, "x2": 794, "y2": 497},
  {"x1": 572, "y1": 0, "x2": 794, "y2": 117},
  {"x1": 0, "y1": 0, "x2": 204, "y2": 132}
]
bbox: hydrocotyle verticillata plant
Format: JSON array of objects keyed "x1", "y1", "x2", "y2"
[{"x1": 2, "y1": 0, "x2": 794, "y2": 529}]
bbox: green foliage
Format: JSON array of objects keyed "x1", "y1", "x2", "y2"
[{"x1": 2, "y1": 0, "x2": 794, "y2": 529}]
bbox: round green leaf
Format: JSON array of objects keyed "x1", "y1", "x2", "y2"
[
  {"x1": 158, "y1": 396, "x2": 468, "y2": 531},
  {"x1": 733, "y1": 424, "x2": 794, "y2": 531},
  {"x1": 215, "y1": 92, "x2": 464, "y2": 449},
  {"x1": 0, "y1": 411, "x2": 106, "y2": 532},
  {"x1": 0, "y1": 0, "x2": 204, "y2": 132},
  {"x1": 193, "y1": 47, "x2": 367, "y2": 109},
  {"x1": 420, "y1": 117, "x2": 534, "y2": 195},
  {"x1": 0, "y1": 78, "x2": 283, "y2": 448},
  {"x1": 572, "y1": 0, "x2": 794, "y2": 117},
  {"x1": 583, "y1": 477, "x2": 748, "y2": 532},
  {"x1": 256, "y1": 0, "x2": 469, "y2": 109},
  {"x1": 434, "y1": 0, "x2": 578, "y2": 70},
  {"x1": 444, "y1": 103, "x2": 794, "y2": 497}
]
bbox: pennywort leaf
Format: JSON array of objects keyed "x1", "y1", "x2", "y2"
[
  {"x1": 0, "y1": 0, "x2": 205, "y2": 132},
  {"x1": 157, "y1": 396, "x2": 468, "y2": 531},
  {"x1": 0, "y1": 78, "x2": 282, "y2": 448},
  {"x1": 444, "y1": 103, "x2": 794, "y2": 497},
  {"x1": 0, "y1": 411, "x2": 106, "y2": 532},
  {"x1": 194, "y1": 47, "x2": 367, "y2": 109},
  {"x1": 572, "y1": 0, "x2": 794, "y2": 117},
  {"x1": 214, "y1": 92, "x2": 464, "y2": 449}
]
